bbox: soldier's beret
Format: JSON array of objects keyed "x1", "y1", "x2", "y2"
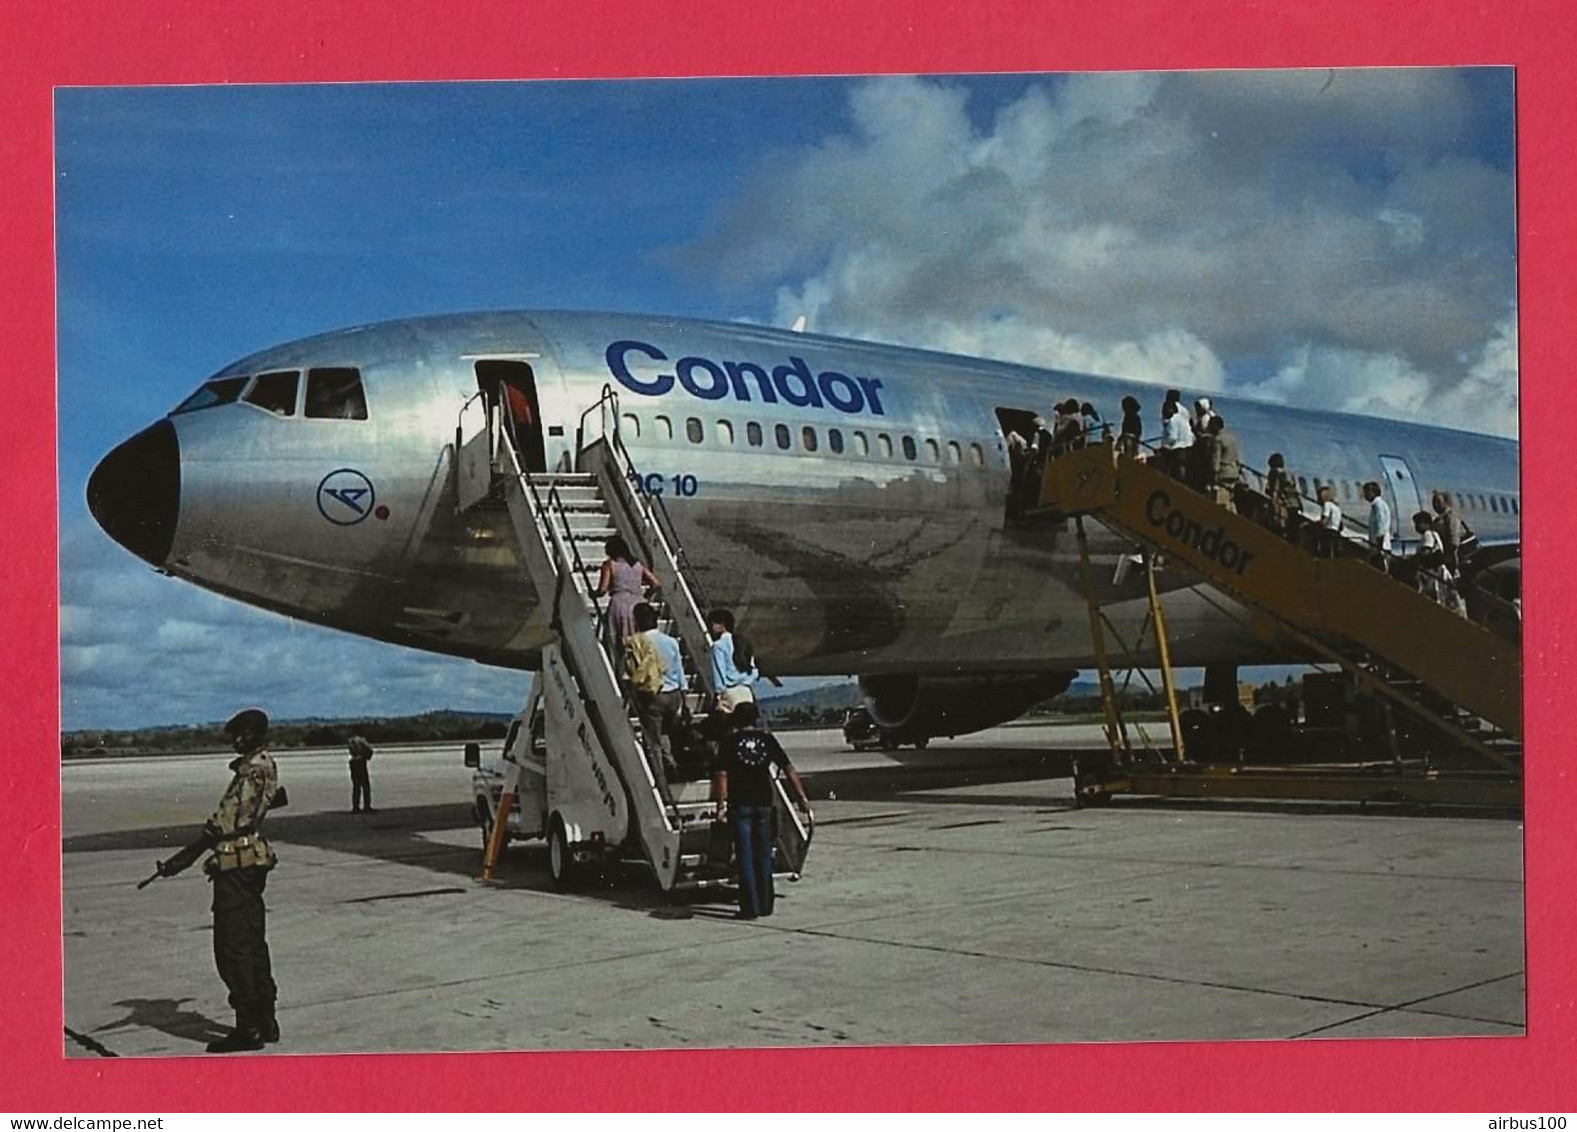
[{"x1": 224, "y1": 707, "x2": 269, "y2": 737}]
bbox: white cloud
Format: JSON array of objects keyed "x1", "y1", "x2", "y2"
[
  {"x1": 1437, "y1": 316, "x2": 1520, "y2": 433},
  {"x1": 1239, "y1": 345, "x2": 1434, "y2": 419},
  {"x1": 688, "y1": 70, "x2": 1517, "y2": 432}
]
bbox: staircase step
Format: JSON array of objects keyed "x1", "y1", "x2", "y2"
[{"x1": 532, "y1": 473, "x2": 597, "y2": 486}]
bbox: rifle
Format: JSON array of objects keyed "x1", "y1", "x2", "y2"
[
  {"x1": 137, "y1": 823, "x2": 219, "y2": 889},
  {"x1": 135, "y1": 788, "x2": 286, "y2": 889}
]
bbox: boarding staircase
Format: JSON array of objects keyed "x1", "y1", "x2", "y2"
[
  {"x1": 1035, "y1": 441, "x2": 1521, "y2": 783},
  {"x1": 456, "y1": 388, "x2": 811, "y2": 891}
]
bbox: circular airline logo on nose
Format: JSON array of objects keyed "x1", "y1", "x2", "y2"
[{"x1": 317, "y1": 468, "x2": 376, "y2": 526}]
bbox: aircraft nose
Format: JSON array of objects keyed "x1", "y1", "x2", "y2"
[{"x1": 87, "y1": 419, "x2": 180, "y2": 567}]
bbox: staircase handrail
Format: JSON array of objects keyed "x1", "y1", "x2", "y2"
[
  {"x1": 498, "y1": 428, "x2": 618, "y2": 663},
  {"x1": 577, "y1": 385, "x2": 717, "y2": 694},
  {"x1": 495, "y1": 432, "x2": 680, "y2": 859},
  {"x1": 1124, "y1": 432, "x2": 1392, "y2": 549},
  {"x1": 579, "y1": 384, "x2": 713, "y2": 614},
  {"x1": 1035, "y1": 441, "x2": 1521, "y2": 736}
]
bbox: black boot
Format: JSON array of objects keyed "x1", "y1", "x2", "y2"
[
  {"x1": 206, "y1": 1011, "x2": 265, "y2": 1053},
  {"x1": 257, "y1": 1006, "x2": 280, "y2": 1044}
]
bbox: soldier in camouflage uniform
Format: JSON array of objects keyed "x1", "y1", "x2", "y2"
[{"x1": 204, "y1": 707, "x2": 281, "y2": 1053}]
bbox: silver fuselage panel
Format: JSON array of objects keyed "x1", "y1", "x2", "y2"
[{"x1": 150, "y1": 310, "x2": 1521, "y2": 676}]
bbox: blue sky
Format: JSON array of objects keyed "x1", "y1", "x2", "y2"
[{"x1": 56, "y1": 71, "x2": 1518, "y2": 730}]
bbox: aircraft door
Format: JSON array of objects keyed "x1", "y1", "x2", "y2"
[
  {"x1": 995, "y1": 406, "x2": 1047, "y2": 520},
  {"x1": 1378, "y1": 454, "x2": 1424, "y2": 543},
  {"x1": 475, "y1": 360, "x2": 547, "y2": 474}
]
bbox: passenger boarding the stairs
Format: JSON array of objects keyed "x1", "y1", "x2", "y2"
[
  {"x1": 1316, "y1": 485, "x2": 1344, "y2": 559},
  {"x1": 708, "y1": 608, "x2": 759, "y2": 715},
  {"x1": 625, "y1": 601, "x2": 683, "y2": 807},
  {"x1": 1117, "y1": 395, "x2": 1143, "y2": 458},
  {"x1": 1205, "y1": 416, "x2": 1241, "y2": 513},
  {"x1": 1157, "y1": 399, "x2": 1194, "y2": 482},
  {"x1": 712, "y1": 701, "x2": 811, "y2": 920},
  {"x1": 1411, "y1": 511, "x2": 1467, "y2": 617},
  {"x1": 1263, "y1": 452, "x2": 1303, "y2": 542},
  {"x1": 592, "y1": 535, "x2": 660, "y2": 651},
  {"x1": 1079, "y1": 402, "x2": 1102, "y2": 448},
  {"x1": 1363, "y1": 481, "x2": 1393, "y2": 574},
  {"x1": 1430, "y1": 491, "x2": 1477, "y2": 580}
]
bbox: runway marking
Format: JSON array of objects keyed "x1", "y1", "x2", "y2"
[
  {"x1": 837, "y1": 836, "x2": 1521, "y2": 887},
  {"x1": 776, "y1": 922, "x2": 1523, "y2": 1027},
  {"x1": 928, "y1": 819, "x2": 1004, "y2": 830},
  {"x1": 812, "y1": 811, "x2": 912, "y2": 827},
  {"x1": 341, "y1": 886, "x2": 468, "y2": 905},
  {"x1": 1284, "y1": 972, "x2": 1525, "y2": 1037},
  {"x1": 64, "y1": 1026, "x2": 118, "y2": 1057}
]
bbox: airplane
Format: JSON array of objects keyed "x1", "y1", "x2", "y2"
[{"x1": 86, "y1": 310, "x2": 1520, "y2": 742}]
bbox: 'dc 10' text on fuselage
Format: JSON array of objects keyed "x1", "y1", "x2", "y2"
[{"x1": 605, "y1": 340, "x2": 888, "y2": 416}]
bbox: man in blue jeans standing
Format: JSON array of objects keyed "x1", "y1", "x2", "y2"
[{"x1": 712, "y1": 702, "x2": 811, "y2": 919}]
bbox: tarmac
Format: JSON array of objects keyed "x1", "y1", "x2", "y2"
[{"x1": 61, "y1": 722, "x2": 1525, "y2": 1056}]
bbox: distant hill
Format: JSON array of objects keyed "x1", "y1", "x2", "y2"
[
  {"x1": 61, "y1": 709, "x2": 516, "y2": 760},
  {"x1": 63, "y1": 674, "x2": 1215, "y2": 758},
  {"x1": 758, "y1": 680, "x2": 863, "y2": 728}
]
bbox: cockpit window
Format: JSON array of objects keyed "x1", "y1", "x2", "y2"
[
  {"x1": 244, "y1": 370, "x2": 300, "y2": 416},
  {"x1": 172, "y1": 376, "x2": 249, "y2": 415},
  {"x1": 304, "y1": 367, "x2": 367, "y2": 420}
]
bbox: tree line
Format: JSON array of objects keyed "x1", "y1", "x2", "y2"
[{"x1": 62, "y1": 711, "x2": 512, "y2": 759}]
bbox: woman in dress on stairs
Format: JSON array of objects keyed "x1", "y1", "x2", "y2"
[{"x1": 593, "y1": 535, "x2": 660, "y2": 649}]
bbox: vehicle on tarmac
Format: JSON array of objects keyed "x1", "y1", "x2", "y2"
[
  {"x1": 464, "y1": 677, "x2": 812, "y2": 893},
  {"x1": 464, "y1": 711, "x2": 543, "y2": 851},
  {"x1": 843, "y1": 706, "x2": 930, "y2": 752}
]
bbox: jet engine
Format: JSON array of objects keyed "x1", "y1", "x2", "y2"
[{"x1": 857, "y1": 671, "x2": 1078, "y2": 740}]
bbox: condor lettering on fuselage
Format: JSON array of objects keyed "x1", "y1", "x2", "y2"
[
  {"x1": 1144, "y1": 489, "x2": 1256, "y2": 577},
  {"x1": 606, "y1": 339, "x2": 887, "y2": 416}
]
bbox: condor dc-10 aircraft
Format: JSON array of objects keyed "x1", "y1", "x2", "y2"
[{"x1": 86, "y1": 311, "x2": 1521, "y2": 739}]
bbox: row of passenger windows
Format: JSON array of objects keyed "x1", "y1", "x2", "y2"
[
  {"x1": 172, "y1": 368, "x2": 368, "y2": 420},
  {"x1": 621, "y1": 412, "x2": 987, "y2": 467},
  {"x1": 1302, "y1": 474, "x2": 1519, "y2": 517}
]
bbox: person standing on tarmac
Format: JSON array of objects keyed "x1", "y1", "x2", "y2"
[
  {"x1": 346, "y1": 734, "x2": 375, "y2": 813},
  {"x1": 713, "y1": 701, "x2": 811, "y2": 920},
  {"x1": 1362, "y1": 482, "x2": 1393, "y2": 572},
  {"x1": 204, "y1": 708, "x2": 282, "y2": 1053}
]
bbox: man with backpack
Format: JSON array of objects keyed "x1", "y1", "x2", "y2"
[
  {"x1": 346, "y1": 734, "x2": 375, "y2": 813},
  {"x1": 626, "y1": 602, "x2": 684, "y2": 806}
]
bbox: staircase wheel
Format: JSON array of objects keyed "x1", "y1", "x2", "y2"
[
  {"x1": 547, "y1": 815, "x2": 581, "y2": 892},
  {"x1": 1071, "y1": 756, "x2": 1116, "y2": 808}
]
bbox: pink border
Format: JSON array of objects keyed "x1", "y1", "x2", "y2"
[{"x1": 6, "y1": 0, "x2": 1573, "y2": 1110}]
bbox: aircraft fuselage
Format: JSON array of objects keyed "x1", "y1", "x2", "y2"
[{"x1": 88, "y1": 311, "x2": 1521, "y2": 680}]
